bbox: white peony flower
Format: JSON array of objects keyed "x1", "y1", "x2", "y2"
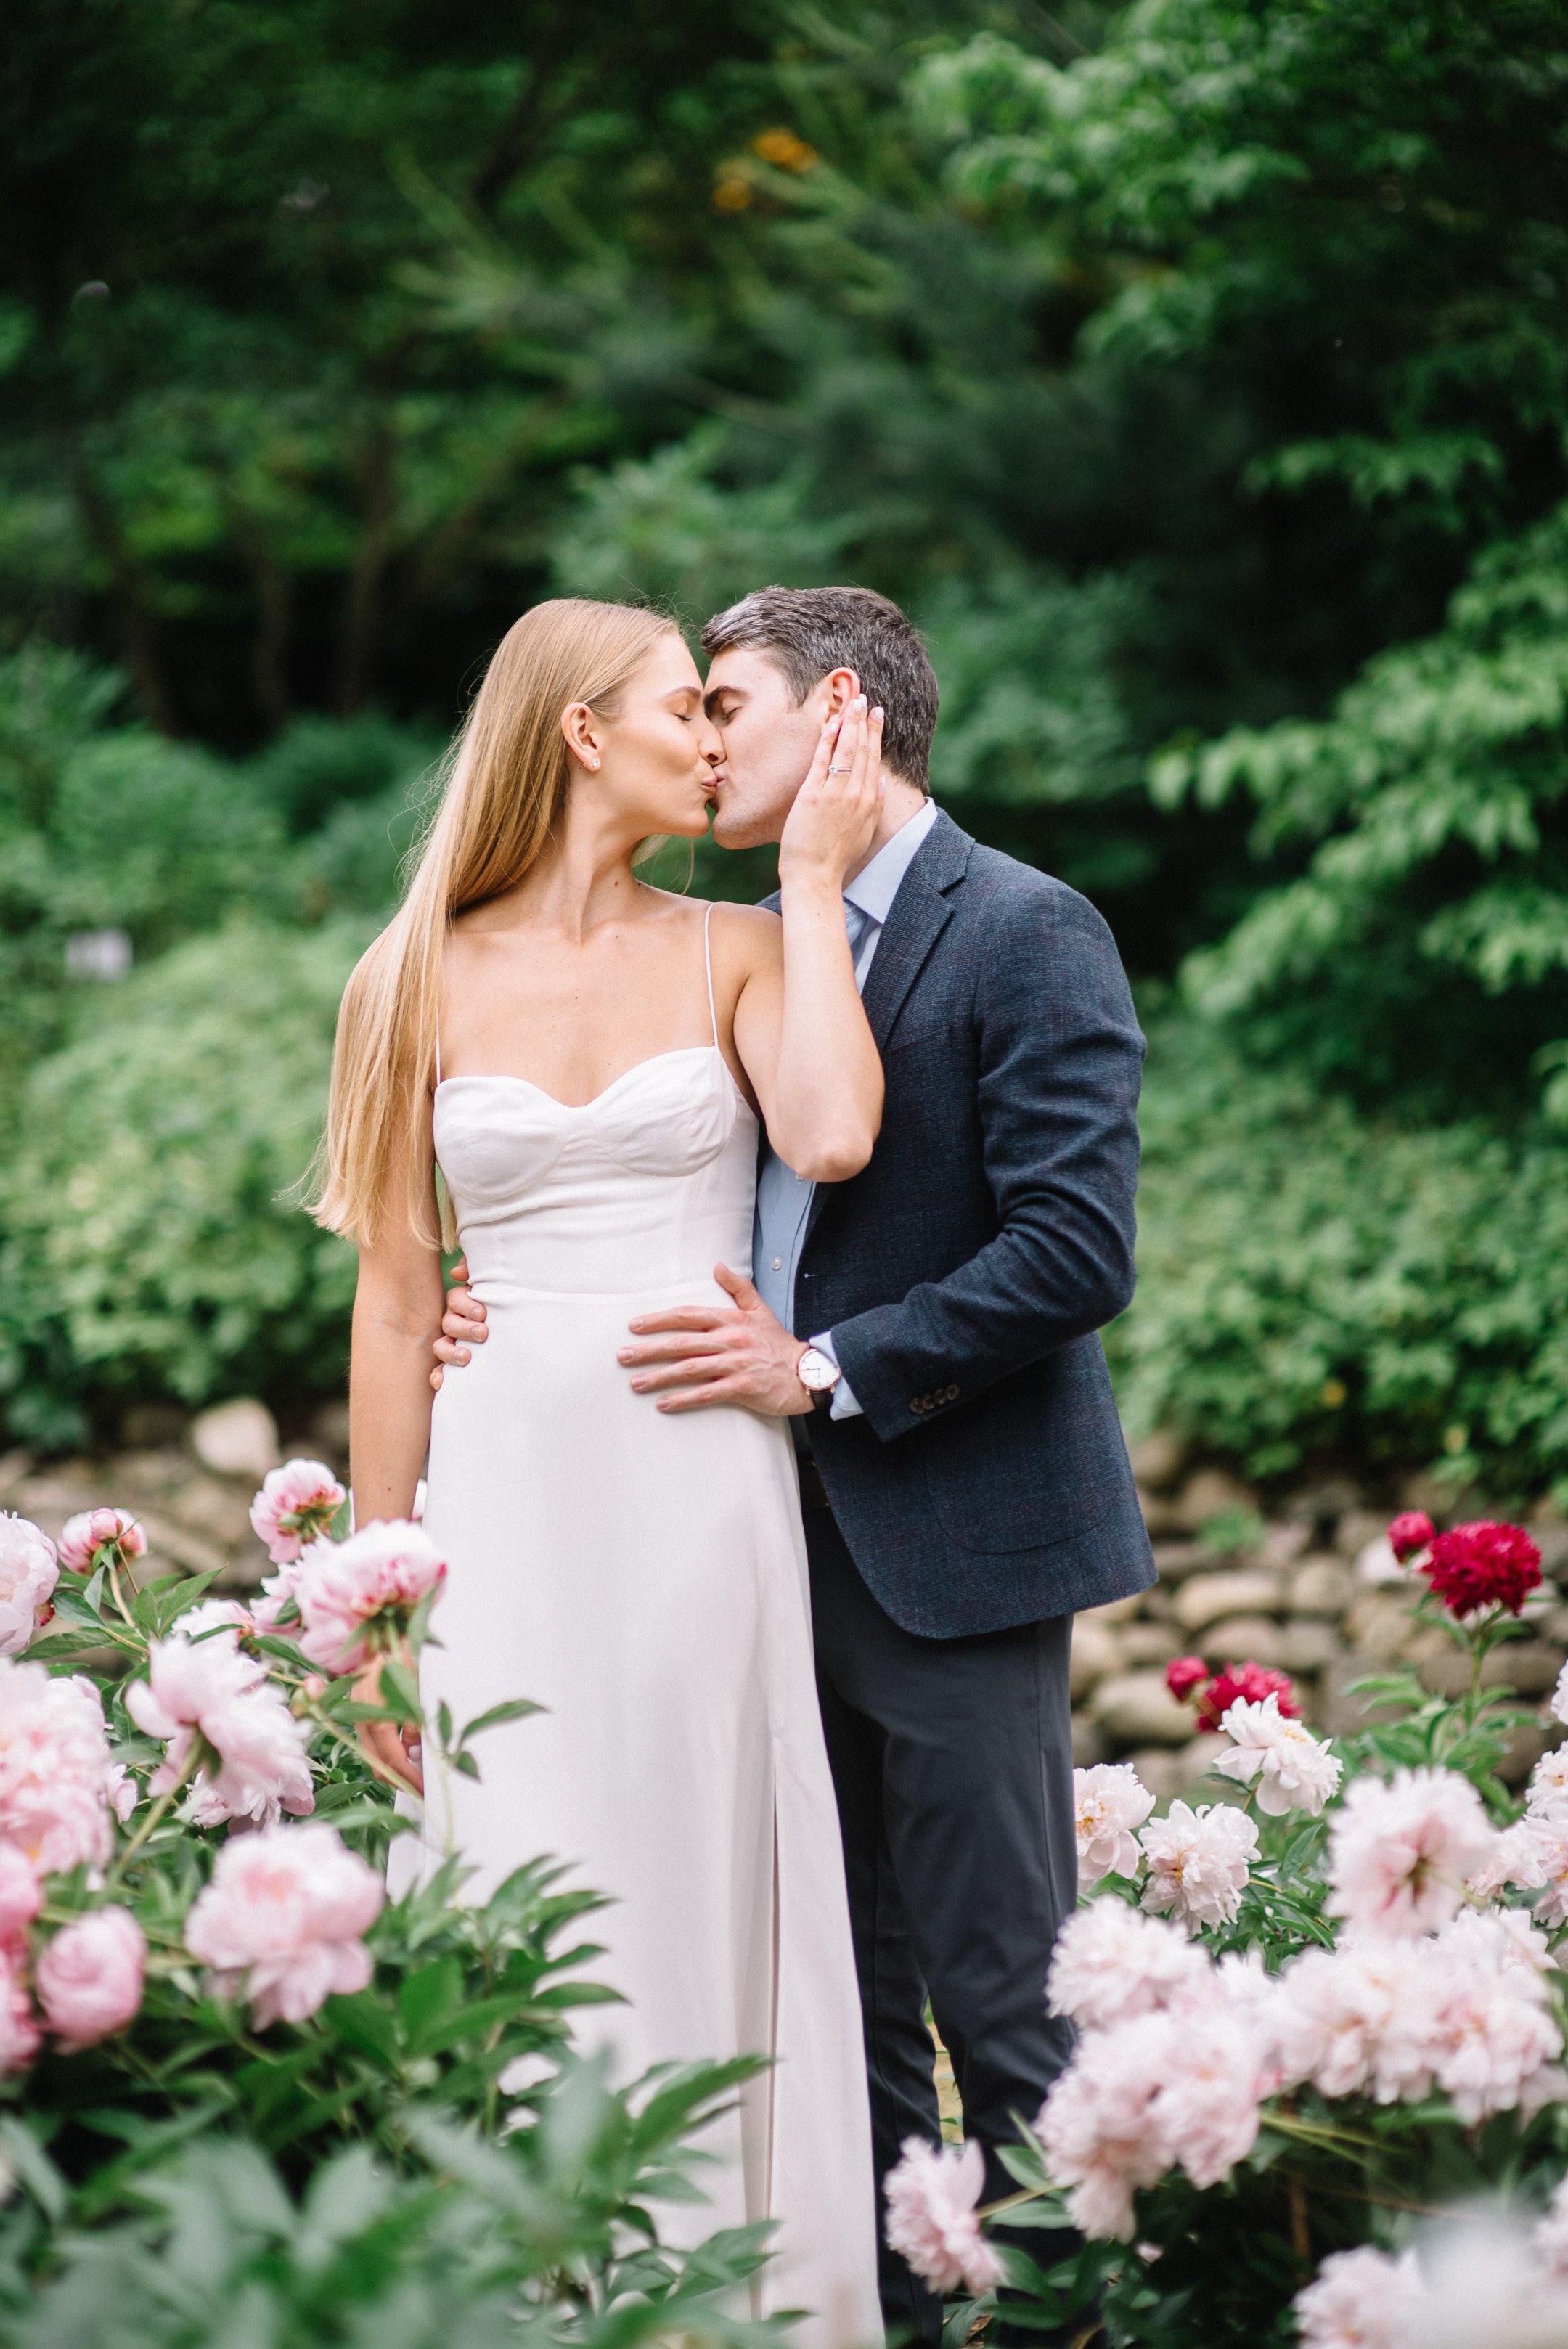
[
  {"x1": 1293, "y1": 2244, "x2": 1423, "y2": 2349},
  {"x1": 1213, "y1": 1693, "x2": 1342, "y2": 1815},
  {"x1": 1074, "y1": 1762, "x2": 1155, "y2": 1887},
  {"x1": 1138, "y1": 1800, "x2": 1259, "y2": 1932}
]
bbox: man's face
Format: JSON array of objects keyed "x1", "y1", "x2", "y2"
[{"x1": 703, "y1": 645, "x2": 854, "y2": 850}]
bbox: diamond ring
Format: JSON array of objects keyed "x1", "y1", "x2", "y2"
[{"x1": 828, "y1": 762, "x2": 849, "y2": 774}]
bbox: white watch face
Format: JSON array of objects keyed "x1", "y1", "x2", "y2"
[{"x1": 797, "y1": 1347, "x2": 839, "y2": 1394}]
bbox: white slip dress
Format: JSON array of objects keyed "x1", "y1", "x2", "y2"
[{"x1": 392, "y1": 907, "x2": 882, "y2": 2348}]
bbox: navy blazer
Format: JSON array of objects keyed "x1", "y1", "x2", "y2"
[{"x1": 776, "y1": 809, "x2": 1155, "y2": 1637}]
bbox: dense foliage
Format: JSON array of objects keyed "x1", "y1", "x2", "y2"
[
  {"x1": 0, "y1": 1487, "x2": 779, "y2": 2349},
  {"x1": 2, "y1": 0, "x2": 1566, "y2": 1490}
]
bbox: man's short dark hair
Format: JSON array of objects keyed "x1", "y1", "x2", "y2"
[{"x1": 701, "y1": 585, "x2": 939, "y2": 791}]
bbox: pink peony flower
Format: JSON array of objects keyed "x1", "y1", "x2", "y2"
[
  {"x1": 1276, "y1": 1935, "x2": 1435, "y2": 2104},
  {"x1": 1214, "y1": 1694, "x2": 1342, "y2": 1815},
  {"x1": 1037, "y1": 1988, "x2": 1269, "y2": 2240},
  {"x1": 0, "y1": 1517, "x2": 58, "y2": 1657},
  {"x1": 57, "y1": 1507, "x2": 146, "y2": 1574},
  {"x1": 36, "y1": 1907, "x2": 146, "y2": 2050},
  {"x1": 1421, "y1": 1520, "x2": 1541, "y2": 1619},
  {"x1": 1417, "y1": 1908, "x2": 1562, "y2": 2123},
  {"x1": 1074, "y1": 1763, "x2": 1155, "y2": 1887},
  {"x1": 102, "y1": 1762, "x2": 136, "y2": 1825},
  {"x1": 1552, "y1": 1670, "x2": 1568, "y2": 1731},
  {"x1": 292, "y1": 1519, "x2": 446, "y2": 1675},
  {"x1": 183, "y1": 1821, "x2": 384, "y2": 2027},
  {"x1": 0, "y1": 1948, "x2": 39, "y2": 2078},
  {"x1": 883, "y1": 2137, "x2": 1004, "y2": 2296},
  {"x1": 1138, "y1": 1801, "x2": 1259, "y2": 1932},
  {"x1": 0, "y1": 1842, "x2": 42, "y2": 1943},
  {"x1": 1467, "y1": 1818, "x2": 1548, "y2": 1904},
  {"x1": 1047, "y1": 1898, "x2": 1209, "y2": 2033},
  {"x1": 126, "y1": 1630, "x2": 313, "y2": 1829},
  {"x1": 0, "y1": 1660, "x2": 113, "y2": 1873},
  {"x1": 1165, "y1": 1656, "x2": 1210, "y2": 1704},
  {"x1": 1293, "y1": 2244, "x2": 1424, "y2": 2349},
  {"x1": 1530, "y1": 1741, "x2": 1568, "y2": 1811},
  {"x1": 1325, "y1": 1767, "x2": 1495, "y2": 1938},
  {"x1": 249, "y1": 1460, "x2": 346, "y2": 1566},
  {"x1": 1387, "y1": 1510, "x2": 1436, "y2": 1564},
  {"x1": 1196, "y1": 1660, "x2": 1299, "y2": 1734}
]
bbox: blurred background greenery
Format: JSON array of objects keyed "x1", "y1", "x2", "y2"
[{"x1": 2, "y1": 0, "x2": 1566, "y2": 1500}]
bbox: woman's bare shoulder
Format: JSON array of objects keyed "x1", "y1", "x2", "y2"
[{"x1": 700, "y1": 898, "x2": 781, "y2": 976}]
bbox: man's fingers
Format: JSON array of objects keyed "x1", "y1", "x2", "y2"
[
  {"x1": 656, "y1": 1378, "x2": 738, "y2": 1414},
  {"x1": 441, "y1": 1312, "x2": 486, "y2": 1344},
  {"x1": 430, "y1": 1365, "x2": 444, "y2": 1391},
  {"x1": 714, "y1": 1262, "x2": 761, "y2": 1308},
  {"x1": 447, "y1": 1254, "x2": 470, "y2": 1286},
  {"x1": 621, "y1": 1331, "x2": 727, "y2": 1367},
  {"x1": 433, "y1": 1338, "x2": 471, "y2": 1365},
  {"x1": 632, "y1": 1355, "x2": 738, "y2": 1393},
  {"x1": 627, "y1": 1306, "x2": 727, "y2": 1334}
]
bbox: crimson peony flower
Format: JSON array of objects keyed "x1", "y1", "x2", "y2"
[
  {"x1": 1387, "y1": 1510, "x2": 1436, "y2": 1564},
  {"x1": 1166, "y1": 1656, "x2": 1211, "y2": 1703},
  {"x1": 1420, "y1": 1519, "x2": 1541, "y2": 1619},
  {"x1": 1195, "y1": 1662, "x2": 1299, "y2": 1734}
]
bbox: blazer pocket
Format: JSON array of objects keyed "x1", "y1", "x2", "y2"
[{"x1": 884, "y1": 1015, "x2": 963, "y2": 1058}]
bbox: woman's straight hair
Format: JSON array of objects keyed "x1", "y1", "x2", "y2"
[{"x1": 312, "y1": 597, "x2": 677, "y2": 1244}]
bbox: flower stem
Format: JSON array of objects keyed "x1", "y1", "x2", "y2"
[{"x1": 106, "y1": 1742, "x2": 202, "y2": 1884}]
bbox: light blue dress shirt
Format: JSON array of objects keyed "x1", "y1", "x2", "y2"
[{"x1": 752, "y1": 797, "x2": 939, "y2": 1418}]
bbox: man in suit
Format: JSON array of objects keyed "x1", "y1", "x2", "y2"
[{"x1": 435, "y1": 585, "x2": 1154, "y2": 2341}]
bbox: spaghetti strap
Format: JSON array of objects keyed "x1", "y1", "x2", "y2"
[
  {"x1": 434, "y1": 1026, "x2": 442, "y2": 1090},
  {"x1": 702, "y1": 902, "x2": 718, "y2": 1049}
]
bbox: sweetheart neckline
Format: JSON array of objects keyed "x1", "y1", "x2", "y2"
[{"x1": 434, "y1": 1044, "x2": 751, "y2": 1115}]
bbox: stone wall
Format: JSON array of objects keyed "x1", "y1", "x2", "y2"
[
  {"x1": 7, "y1": 1404, "x2": 1566, "y2": 1801},
  {"x1": 1077, "y1": 1437, "x2": 1568, "y2": 1797}
]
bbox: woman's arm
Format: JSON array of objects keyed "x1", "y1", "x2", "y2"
[
  {"x1": 732, "y1": 698, "x2": 886, "y2": 1182},
  {"x1": 348, "y1": 1123, "x2": 444, "y2": 1527}
]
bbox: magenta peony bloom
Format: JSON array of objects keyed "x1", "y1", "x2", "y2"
[
  {"x1": 126, "y1": 1630, "x2": 313, "y2": 1829},
  {"x1": 1326, "y1": 1766, "x2": 1495, "y2": 1938},
  {"x1": 184, "y1": 1821, "x2": 384, "y2": 2027},
  {"x1": 249, "y1": 1460, "x2": 346, "y2": 1566},
  {"x1": 1138, "y1": 1802, "x2": 1259, "y2": 1932},
  {"x1": 0, "y1": 1661, "x2": 113, "y2": 1874},
  {"x1": 37, "y1": 1907, "x2": 146, "y2": 2050},
  {"x1": 293, "y1": 1520, "x2": 446, "y2": 1675},
  {"x1": 57, "y1": 1507, "x2": 146, "y2": 1574},
  {"x1": 0, "y1": 1517, "x2": 58, "y2": 1658},
  {"x1": 1074, "y1": 1762, "x2": 1156, "y2": 1888},
  {"x1": 0, "y1": 1842, "x2": 42, "y2": 1945},
  {"x1": 1387, "y1": 1508, "x2": 1436, "y2": 1564},
  {"x1": 1195, "y1": 1662, "x2": 1299, "y2": 1734},
  {"x1": 883, "y1": 2138, "x2": 1003, "y2": 2296},
  {"x1": 1421, "y1": 1519, "x2": 1541, "y2": 1619},
  {"x1": 1164, "y1": 1655, "x2": 1209, "y2": 1703},
  {"x1": 1294, "y1": 2245, "x2": 1423, "y2": 2349}
]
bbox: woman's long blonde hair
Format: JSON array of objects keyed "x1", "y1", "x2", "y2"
[{"x1": 312, "y1": 597, "x2": 677, "y2": 1245}]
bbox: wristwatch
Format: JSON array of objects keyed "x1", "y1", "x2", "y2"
[{"x1": 796, "y1": 1344, "x2": 841, "y2": 1413}]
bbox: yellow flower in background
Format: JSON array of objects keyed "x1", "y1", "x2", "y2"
[
  {"x1": 752, "y1": 126, "x2": 818, "y2": 172},
  {"x1": 1320, "y1": 1378, "x2": 1347, "y2": 1408},
  {"x1": 712, "y1": 174, "x2": 752, "y2": 213}
]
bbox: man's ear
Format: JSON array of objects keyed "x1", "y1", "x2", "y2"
[{"x1": 821, "y1": 666, "x2": 861, "y2": 717}]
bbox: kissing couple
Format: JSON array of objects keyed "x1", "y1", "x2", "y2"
[{"x1": 314, "y1": 585, "x2": 1154, "y2": 2345}]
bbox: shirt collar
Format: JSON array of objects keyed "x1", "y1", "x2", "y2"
[{"x1": 843, "y1": 797, "x2": 939, "y2": 928}]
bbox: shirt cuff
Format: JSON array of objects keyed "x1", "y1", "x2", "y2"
[{"x1": 809, "y1": 1331, "x2": 863, "y2": 1421}]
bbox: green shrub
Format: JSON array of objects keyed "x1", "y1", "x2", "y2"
[
  {"x1": 0, "y1": 921, "x2": 364, "y2": 1446},
  {"x1": 1112, "y1": 1015, "x2": 1568, "y2": 1498}
]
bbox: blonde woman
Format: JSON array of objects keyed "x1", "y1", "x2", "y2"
[{"x1": 314, "y1": 600, "x2": 884, "y2": 2345}]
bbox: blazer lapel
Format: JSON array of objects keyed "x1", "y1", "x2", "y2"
[{"x1": 857, "y1": 808, "x2": 971, "y2": 1054}]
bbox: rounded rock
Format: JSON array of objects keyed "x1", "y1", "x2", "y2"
[{"x1": 189, "y1": 1399, "x2": 281, "y2": 1483}]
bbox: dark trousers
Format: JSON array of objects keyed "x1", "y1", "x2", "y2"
[{"x1": 801, "y1": 1481, "x2": 1078, "y2": 2344}]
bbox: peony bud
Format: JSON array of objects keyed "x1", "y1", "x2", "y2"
[
  {"x1": 1166, "y1": 1656, "x2": 1210, "y2": 1703},
  {"x1": 58, "y1": 1508, "x2": 146, "y2": 1574},
  {"x1": 1387, "y1": 1509, "x2": 1436, "y2": 1564}
]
